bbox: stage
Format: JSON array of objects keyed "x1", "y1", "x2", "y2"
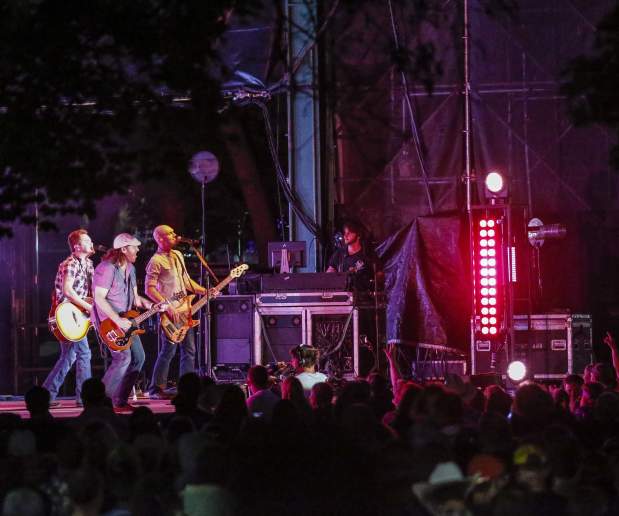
[{"x1": 0, "y1": 396, "x2": 176, "y2": 419}]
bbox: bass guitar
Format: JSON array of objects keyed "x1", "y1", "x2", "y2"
[
  {"x1": 161, "y1": 264, "x2": 249, "y2": 343},
  {"x1": 99, "y1": 294, "x2": 181, "y2": 351},
  {"x1": 48, "y1": 297, "x2": 93, "y2": 342}
]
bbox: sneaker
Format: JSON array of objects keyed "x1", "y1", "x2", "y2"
[
  {"x1": 163, "y1": 387, "x2": 177, "y2": 396},
  {"x1": 113, "y1": 404, "x2": 136, "y2": 413},
  {"x1": 149, "y1": 390, "x2": 173, "y2": 400}
]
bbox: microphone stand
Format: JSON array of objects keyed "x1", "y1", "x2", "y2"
[
  {"x1": 195, "y1": 179, "x2": 220, "y2": 377},
  {"x1": 191, "y1": 245, "x2": 219, "y2": 376}
]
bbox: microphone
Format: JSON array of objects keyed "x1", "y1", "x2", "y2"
[{"x1": 177, "y1": 236, "x2": 201, "y2": 246}]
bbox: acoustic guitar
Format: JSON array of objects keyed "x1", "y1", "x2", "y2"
[
  {"x1": 48, "y1": 296, "x2": 93, "y2": 342},
  {"x1": 161, "y1": 264, "x2": 249, "y2": 343}
]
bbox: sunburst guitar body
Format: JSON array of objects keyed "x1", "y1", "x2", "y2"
[{"x1": 161, "y1": 264, "x2": 249, "y2": 343}]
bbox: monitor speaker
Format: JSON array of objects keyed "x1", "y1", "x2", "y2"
[
  {"x1": 258, "y1": 313, "x2": 303, "y2": 363},
  {"x1": 211, "y1": 295, "x2": 254, "y2": 365}
]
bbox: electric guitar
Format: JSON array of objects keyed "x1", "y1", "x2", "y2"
[
  {"x1": 161, "y1": 264, "x2": 249, "y2": 343},
  {"x1": 48, "y1": 297, "x2": 93, "y2": 342},
  {"x1": 99, "y1": 294, "x2": 182, "y2": 351}
]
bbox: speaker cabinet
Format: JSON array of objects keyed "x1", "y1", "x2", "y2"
[
  {"x1": 211, "y1": 295, "x2": 254, "y2": 365},
  {"x1": 254, "y1": 304, "x2": 359, "y2": 376},
  {"x1": 255, "y1": 309, "x2": 304, "y2": 363}
]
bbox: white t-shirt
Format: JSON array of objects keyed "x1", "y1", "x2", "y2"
[{"x1": 296, "y1": 371, "x2": 328, "y2": 396}]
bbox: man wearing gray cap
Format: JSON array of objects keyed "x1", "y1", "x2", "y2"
[{"x1": 92, "y1": 233, "x2": 159, "y2": 411}]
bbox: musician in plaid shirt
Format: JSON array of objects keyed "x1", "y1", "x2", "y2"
[{"x1": 43, "y1": 229, "x2": 94, "y2": 406}]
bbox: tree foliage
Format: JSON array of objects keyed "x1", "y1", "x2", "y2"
[
  {"x1": 563, "y1": 3, "x2": 619, "y2": 170},
  {"x1": 0, "y1": 0, "x2": 260, "y2": 235}
]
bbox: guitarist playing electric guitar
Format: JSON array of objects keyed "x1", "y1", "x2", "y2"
[
  {"x1": 93, "y1": 233, "x2": 164, "y2": 412},
  {"x1": 145, "y1": 225, "x2": 216, "y2": 400},
  {"x1": 42, "y1": 229, "x2": 95, "y2": 407}
]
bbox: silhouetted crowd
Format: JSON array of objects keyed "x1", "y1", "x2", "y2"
[{"x1": 3, "y1": 359, "x2": 619, "y2": 516}]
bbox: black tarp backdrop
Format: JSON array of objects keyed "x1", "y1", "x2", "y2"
[
  {"x1": 377, "y1": 214, "x2": 470, "y2": 350},
  {"x1": 331, "y1": 1, "x2": 617, "y2": 352}
]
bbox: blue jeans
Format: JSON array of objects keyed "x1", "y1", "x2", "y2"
[
  {"x1": 102, "y1": 335, "x2": 145, "y2": 406},
  {"x1": 150, "y1": 326, "x2": 196, "y2": 390},
  {"x1": 43, "y1": 336, "x2": 91, "y2": 403}
]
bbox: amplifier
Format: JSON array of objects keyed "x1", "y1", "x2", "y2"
[
  {"x1": 261, "y1": 272, "x2": 350, "y2": 292},
  {"x1": 512, "y1": 313, "x2": 593, "y2": 379},
  {"x1": 211, "y1": 364, "x2": 249, "y2": 384},
  {"x1": 254, "y1": 304, "x2": 359, "y2": 376},
  {"x1": 256, "y1": 291, "x2": 353, "y2": 306}
]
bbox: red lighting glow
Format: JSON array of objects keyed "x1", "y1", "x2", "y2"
[{"x1": 474, "y1": 214, "x2": 503, "y2": 339}]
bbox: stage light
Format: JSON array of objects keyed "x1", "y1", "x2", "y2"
[
  {"x1": 507, "y1": 361, "x2": 527, "y2": 382},
  {"x1": 483, "y1": 171, "x2": 508, "y2": 203},
  {"x1": 474, "y1": 212, "x2": 504, "y2": 343},
  {"x1": 485, "y1": 172, "x2": 504, "y2": 193}
]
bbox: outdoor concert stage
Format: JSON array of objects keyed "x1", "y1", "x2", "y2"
[{"x1": 0, "y1": 397, "x2": 176, "y2": 419}]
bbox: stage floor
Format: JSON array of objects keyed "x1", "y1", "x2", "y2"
[{"x1": 0, "y1": 397, "x2": 176, "y2": 419}]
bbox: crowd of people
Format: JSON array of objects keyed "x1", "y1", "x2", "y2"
[{"x1": 3, "y1": 336, "x2": 619, "y2": 516}]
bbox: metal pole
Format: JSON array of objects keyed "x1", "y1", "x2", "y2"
[
  {"x1": 463, "y1": 0, "x2": 478, "y2": 368},
  {"x1": 522, "y1": 52, "x2": 533, "y2": 215},
  {"x1": 200, "y1": 180, "x2": 212, "y2": 376},
  {"x1": 463, "y1": 0, "x2": 472, "y2": 213}
]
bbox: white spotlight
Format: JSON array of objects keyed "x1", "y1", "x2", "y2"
[{"x1": 507, "y1": 361, "x2": 527, "y2": 382}]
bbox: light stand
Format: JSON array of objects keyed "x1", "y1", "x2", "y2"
[{"x1": 189, "y1": 151, "x2": 219, "y2": 376}]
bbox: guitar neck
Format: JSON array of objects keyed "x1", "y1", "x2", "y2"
[
  {"x1": 133, "y1": 306, "x2": 159, "y2": 325},
  {"x1": 190, "y1": 274, "x2": 236, "y2": 316}
]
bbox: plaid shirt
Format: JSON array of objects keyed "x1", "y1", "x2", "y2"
[{"x1": 54, "y1": 254, "x2": 94, "y2": 303}]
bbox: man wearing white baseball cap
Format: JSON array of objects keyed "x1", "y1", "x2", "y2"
[{"x1": 92, "y1": 233, "x2": 160, "y2": 411}]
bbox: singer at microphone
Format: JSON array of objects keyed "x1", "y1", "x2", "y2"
[{"x1": 176, "y1": 236, "x2": 201, "y2": 246}]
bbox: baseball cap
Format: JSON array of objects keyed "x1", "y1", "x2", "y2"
[
  {"x1": 113, "y1": 233, "x2": 141, "y2": 249},
  {"x1": 513, "y1": 444, "x2": 547, "y2": 469}
]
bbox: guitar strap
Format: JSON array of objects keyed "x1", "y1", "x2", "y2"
[{"x1": 172, "y1": 251, "x2": 197, "y2": 294}]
